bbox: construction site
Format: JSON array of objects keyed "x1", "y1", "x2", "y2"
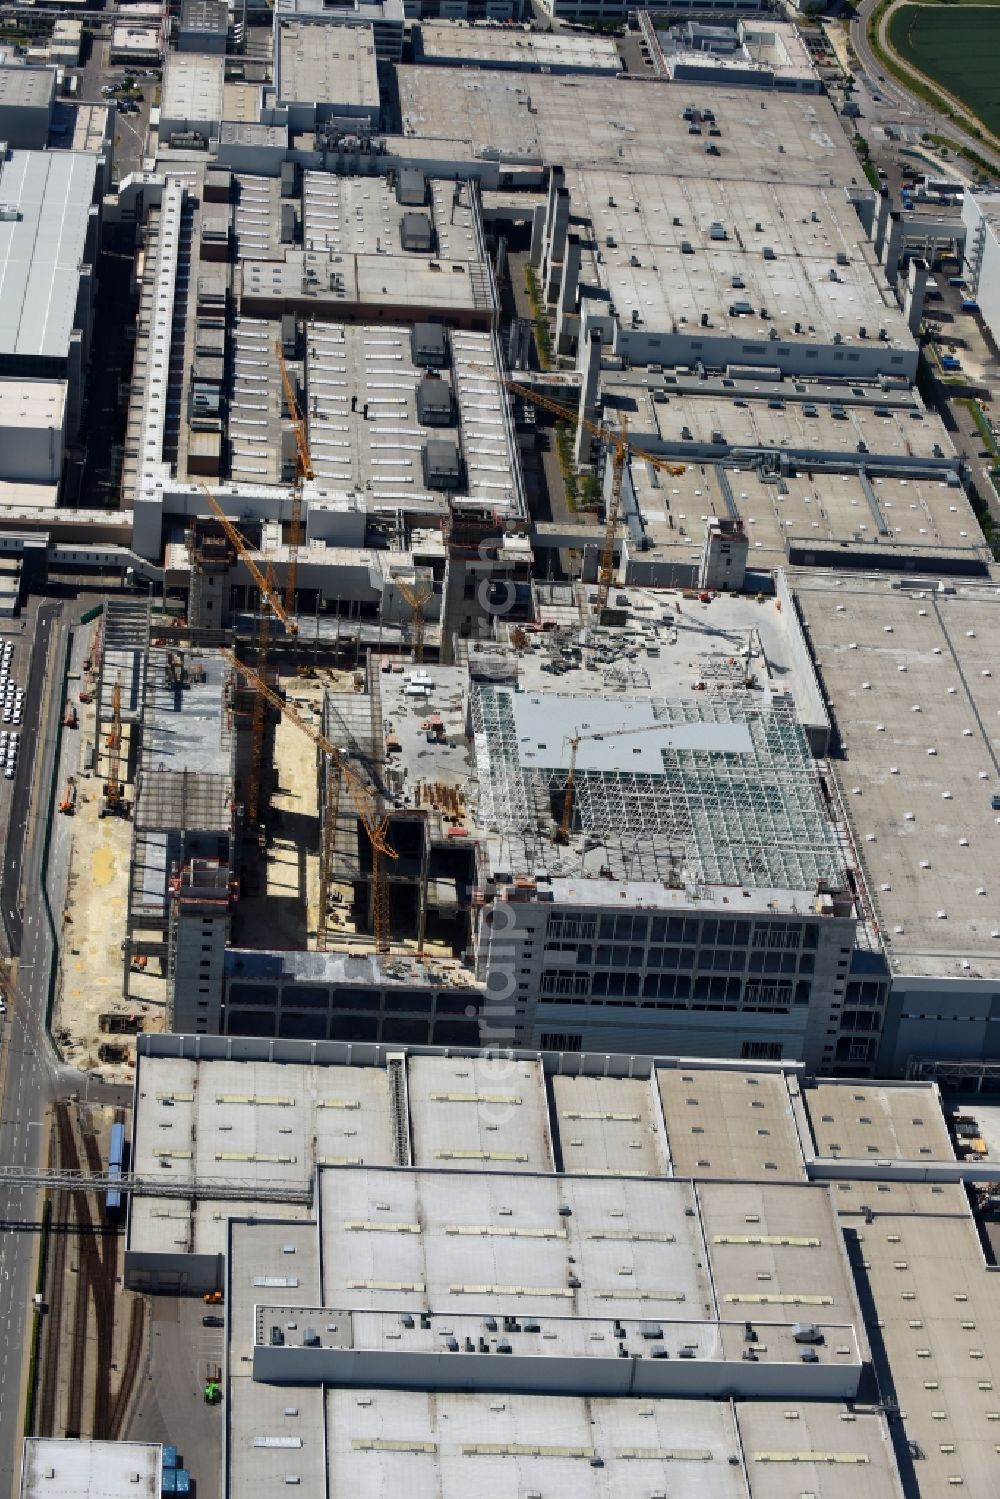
[
  {"x1": 31, "y1": 77, "x2": 1000, "y2": 1082},
  {"x1": 42, "y1": 302, "x2": 904, "y2": 1079}
]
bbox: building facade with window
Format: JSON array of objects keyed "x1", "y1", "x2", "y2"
[{"x1": 477, "y1": 881, "x2": 858, "y2": 1070}]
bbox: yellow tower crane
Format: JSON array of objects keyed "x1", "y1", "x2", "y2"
[
  {"x1": 478, "y1": 369, "x2": 686, "y2": 614},
  {"x1": 198, "y1": 485, "x2": 299, "y2": 828},
  {"x1": 394, "y1": 578, "x2": 434, "y2": 663},
  {"x1": 247, "y1": 561, "x2": 277, "y2": 830},
  {"x1": 556, "y1": 719, "x2": 671, "y2": 844},
  {"x1": 104, "y1": 673, "x2": 125, "y2": 815},
  {"x1": 198, "y1": 485, "x2": 299, "y2": 635},
  {"x1": 275, "y1": 338, "x2": 315, "y2": 618},
  {"x1": 223, "y1": 651, "x2": 398, "y2": 954}
]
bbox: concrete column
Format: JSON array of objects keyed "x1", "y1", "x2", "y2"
[
  {"x1": 528, "y1": 202, "x2": 546, "y2": 268},
  {"x1": 543, "y1": 190, "x2": 570, "y2": 304},
  {"x1": 882, "y1": 212, "x2": 903, "y2": 287},
  {"x1": 874, "y1": 189, "x2": 891, "y2": 260},
  {"x1": 535, "y1": 166, "x2": 561, "y2": 276},
  {"x1": 555, "y1": 233, "x2": 582, "y2": 355},
  {"x1": 574, "y1": 328, "x2": 601, "y2": 466},
  {"x1": 904, "y1": 256, "x2": 929, "y2": 334}
]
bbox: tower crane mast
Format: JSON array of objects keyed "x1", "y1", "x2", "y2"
[
  {"x1": 275, "y1": 337, "x2": 314, "y2": 618},
  {"x1": 198, "y1": 485, "x2": 298, "y2": 635},
  {"x1": 556, "y1": 718, "x2": 669, "y2": 843},
  {"x1": 394, "y1": 578, "x2": 434, "y2": 663}
]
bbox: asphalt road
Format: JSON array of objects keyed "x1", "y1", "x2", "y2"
[
  {"x1": 128, "y1": 1298, "x2": 223, "y2": 1499},
  {"x1": 851, "y1": 0, "x2": 1000, "y2": 176},
  {"x1": 2, "y1": 604, "x2": 61, "y2": 959},
  {"x1": 0, "y1": 597, "x2": 127, "y2": 1499},
  {"x1": 0, "y1": 601, "x2": 66, "y2": 1498}
]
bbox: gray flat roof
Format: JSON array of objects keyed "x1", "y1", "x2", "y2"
[
  {"x1": 699, "y1": 1179, "x2": 862, "y2": 1332},
  {"x1": 395, "y1": 68, "x2": 862, "y2": 184},
  {"x1": 790, "y1": 572, "x2": 1000, "y2": 978},
  {"x1": 833, "y1": 1180, "x2": 999, "y2": 1496},
  {"x1": 803, "y1": 1079, "x2": 955, "y2": 1163},
  {"x1": 417, "y1": 22, "x2": 622, "y2": 73},
  {"x1": 141, "y1": 648, "x2": 232, "y2": 777},
  {"x1": 180, "y1": 0, "x2": 227, "y2": 32},
  {"x1": 318, "y1": 1166, "x2": 712, "y2": 1318},
  {"x1": 0, "y1": 378, "x2": 66, "y2": 432},
  {"x1": 551, "y1": 1073, "x2": 667, "y2": 1176},
  {"x1": 20, "y1": 1441, "x2": 162, "y2": 1499},
  {"x1": 737, "y1": 1402, "x2": 902, "y2": 1497},
  {"x1": 304, "y1": 322, "x2": 520, "y2": 514},
  {"x1": 658, "y1": 1066, "x2": 806, "y2": 1181},
  {"x1": 571, "y1": 169, "x2": 913, "y2": 356},
  {"x1": 302, "y1": 171, "x2": 479, "y2": 262},
  {"x1": 161, "y1": 51, "x2": 224, "y2": 124},
  {"x1": 405, "y1": 1054, "x2": 553, "y2": 1171},
  {"x1": 325, "y1": 1389, "x2": 747, "y2": 1499},
  {"x1": 277, "y1": 20, "x2": 379, "y2": 109},
  {"x1": 133, "y1": 1053, "x2": 396, "y2": 1186},
  {"x1": 0, "y1": 150, "x2": 97, "y2": 361},
  {"x1": 0, "y1": 64, "x2": 56, "y2": 108}
]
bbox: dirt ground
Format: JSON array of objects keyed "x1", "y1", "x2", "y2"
[{"x1": 53, "y1": 693, "x2": 162, "y2": 1083}]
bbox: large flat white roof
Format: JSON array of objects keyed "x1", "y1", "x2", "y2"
[
  {"x1": 395, "y1": 69, "x2": 862, "y2": 184},
  {"x1": 803, "y1": 1079, "x2": 955, "y2": 1162},
  {"x1": 0, "y1": 378, "x2": 66, "y2": 431},
  {"x1": 551, "y1": 1073, "x2": 668, "y2": 1176},
  {"x1": 570, "y1": 169, "x2": 911, "y2": 356},
  {"x1": 277, "y1": 20, "x2": 379, "y2": 109},
  {"x1": 161, "y1": 51, "x2": 224, "y2": 124},
  {"x1": 327, "y1": 1389, "x2": 747, "y2": 1499},
  {"x1": 658, "y1": 1066, "x2": 806, "y2": 1181},
  {"x1": 405, "y1": 1054, "x2": 553, "y2": 1170},
  {"x1": 20, "y1": 1441, "x2": 162, "y2": 1499},
  {"x1": 790, "y1": 571, "x2": 1000, "y2": 978},
  {"x1": 303, "y1": 322, "x2": 521, "y2": 515},
  {"x1": 0, "y1": 150, "x2": 97, "y2": 362},
  {"x1": 417, "y1": 22, "x2": 622, "y2": 74},
  {"x1": 318, "y1": 1165, "x2": 712, "y2": 1317}
]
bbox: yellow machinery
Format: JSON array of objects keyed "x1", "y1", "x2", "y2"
[
  {"x1": 103, "y1": 675, "x2": 126, "y2": 816},
  {"x1": 394, "y1": 578, "x2": 434, "y2": 663},
  {"x1": 224, "y1": 652, "x2": 397, "y2": 954}
]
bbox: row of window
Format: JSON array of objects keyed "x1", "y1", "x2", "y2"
[
  {"x1": 545, "y1": 944, "x2": 816, "y2": 976},
  {"x1": 539, "y1": 971, "x2": 810, "y2": 1010},
  {"x1": 546, "y1": 912, "x2": 820, "y2": 949},
  {"x1": 224, "y1": 1011, "x2": 481, "y2": 1045},
  {"x1": 226, "y1": 982, "x2": 479, "y2": 1015}
]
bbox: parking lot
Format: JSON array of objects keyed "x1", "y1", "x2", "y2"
[
  {"x1": 77, "y1": 36, "x2": 157, "y2": 183},
  {"x1": 0, "y1": 630, "x2": 26, "y2": 798}
]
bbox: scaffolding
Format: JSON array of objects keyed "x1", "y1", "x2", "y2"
[{"x1": 471, "y1": 684, "x2": 846, "y2": 892}]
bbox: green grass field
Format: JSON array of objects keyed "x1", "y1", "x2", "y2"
[{"x1": 888, "y1": 5, "x2": 1000, "y2": 135}]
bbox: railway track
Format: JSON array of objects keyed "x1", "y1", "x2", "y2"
[
  {"x1": 107, "y1": 1298, "x2": 146, "y2": 1440},
  {"x1": 59, "y1": 1106, "x2": 90, "y2": 1438},
  {"x1": 36, "y1": 1135, "x2": 70, "y2": 1436},
  {"x1": 42, "y1": 1104, "x2": 129, "y2": 1439}
]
